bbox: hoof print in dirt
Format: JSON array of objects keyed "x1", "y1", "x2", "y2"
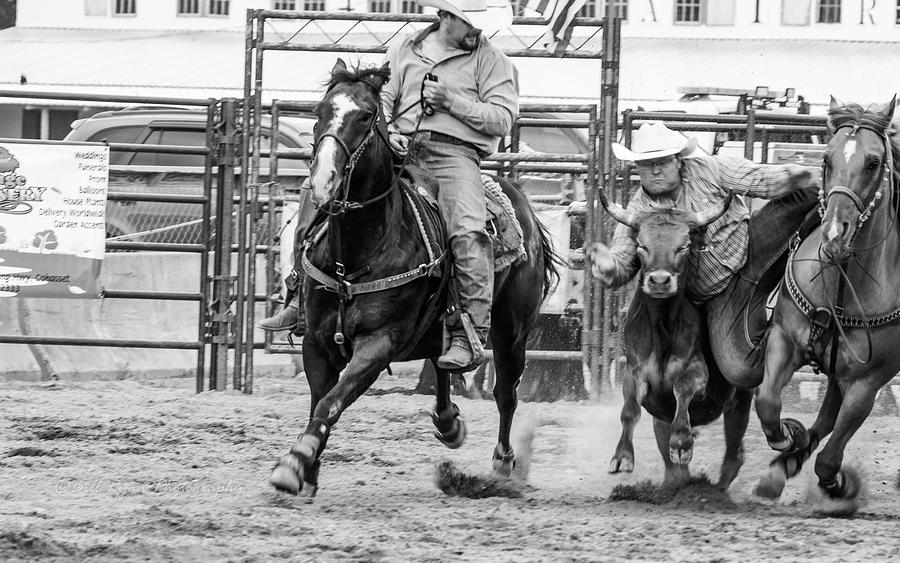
[{"x1": 434, "y1": 460, "x2": 524, "y2": 499}]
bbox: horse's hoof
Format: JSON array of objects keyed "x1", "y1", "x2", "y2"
[
  {"x1": 298, "y1": 482, "x2": 318, "y2": 499},
  {"x1": 492, "y1": 456, "x2": 516, "y2": 478},
  {"x1": 433, "y1": 417, "x2": 467, "y2": 449},
  {"x1": 492, "y1": 445, "x2": 516, "y2": 478},
  {"x1": 270, "y1": 455, "x2": 303, "y2": 495},
  {"x1": 608, "y1": 456, "x2": 634, "y2": 474},
  {"x1": 754, "y1": 475, "x2": 786, "y2": 499}
]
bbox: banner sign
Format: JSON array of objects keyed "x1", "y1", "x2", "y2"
[{"x1": 0, "y1": 142, "x2": 108, "y2": 298}]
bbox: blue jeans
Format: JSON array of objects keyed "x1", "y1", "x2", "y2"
[
  {"x1": 409, "y1": 132, "x2": 493, "y2": 336},
  {"x1": 705, "y1": 186, "x2": 819, "y2": 387}
]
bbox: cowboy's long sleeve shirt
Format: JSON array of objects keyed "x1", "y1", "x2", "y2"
[
  {"x1": 381, "y1": 23, "x2": 519, "y2": 156},
  {"x1": 605, "y1": 155, "x2": 819, "y2": 302}
]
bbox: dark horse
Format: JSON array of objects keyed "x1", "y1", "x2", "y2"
[
  {"x1": 755, "y1": 96, "x2": 899, "y2": 514},
  {"x1": 269, "y1": 59, "x2": 560, "y2": 496}
]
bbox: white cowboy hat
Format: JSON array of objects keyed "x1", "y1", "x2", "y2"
[
  {"x1": 416, "y1": 0, "x2": 513, "y2": 34},
  {"x1": 612, "y1": 122, "x2": 699, "y2": 162}
]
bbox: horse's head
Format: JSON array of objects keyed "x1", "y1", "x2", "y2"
[
  {"x1": 309, "y1": 58, "x2": 390, "y2": 208},
  {"x1": 820, "y1": 95, "x2": 898, "y2": 262},
  {"x1": 599, "y1": 189, "x2": 733, "y2": 298}
]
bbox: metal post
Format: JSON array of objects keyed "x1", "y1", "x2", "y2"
[
  {"x1": 745, "y1": 109, "x2": 757, "y2": 161},
  {"x1": 210, "y1": 99, "x2": 238, "y2": 392}
]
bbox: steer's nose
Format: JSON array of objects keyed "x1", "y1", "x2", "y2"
[
  {"x1": 644, "y1": 269, "x2": 677, "y2": 297},
  {"x1": 647, "y1": 271, "x2": 671, "y2": 287}
]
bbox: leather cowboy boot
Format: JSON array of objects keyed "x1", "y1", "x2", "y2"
[
  {"x1": 436, "y1": 232, "x2": 492, "y2": 371},
  {"x1": 258, "y1": 294, "x2": 302, "y2": 333},
  {"x1": 436, "y1": 313, "x2": 480, "y2": 371}
]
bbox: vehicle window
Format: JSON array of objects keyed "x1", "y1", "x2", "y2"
[
  {"x1": 519, "y1": 127, "x2": 585, "y2": 154},
  {"x1": 131, "y1": 128, "x2": 207, "y2": 167},
  {"x1": 86, "y1": 126, "x2": 146, "y2": 165}
]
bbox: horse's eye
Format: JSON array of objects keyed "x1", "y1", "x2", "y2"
[
  {"x1": 636, "y1": 244, "x2": 647, "y2": 252},
  {"x1": 866, "y1": 160, "x2": 881, "y2": 172}
]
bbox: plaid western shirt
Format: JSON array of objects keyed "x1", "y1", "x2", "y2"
[{"x1": 606, "y1": 155, "x2": 815, "y2": 302}]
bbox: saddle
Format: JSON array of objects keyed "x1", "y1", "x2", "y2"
[{"x1": 402, "y1": 166, "x2": 526, "y2": 271}]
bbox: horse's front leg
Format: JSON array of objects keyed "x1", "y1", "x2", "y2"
[
  {"x1": 758, "y1": 376, "x2": 841, "y2": 497},
  {"x1": 668, "y1": 359, "x2": 707, "y2": 468},
  {"x1": 813, "y1": 379, "x2": 879, "y2": 510},
  {"x1": 270, "y1": 333, "x2": 393, "y2": 497},
  {"x1": 432, "y1": 361, "x2": 468, "y2": 449},
  {"x1": 609, "y1": 363, "x2": 647, "y2": 474},
  {"x1": 270, "y1": 334, "x2": 340, "y2": 496},
  {"x1": 754, "y1": 323, "x2": 807, "y2": 498}
]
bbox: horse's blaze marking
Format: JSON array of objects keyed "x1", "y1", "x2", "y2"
[
  {"x1": 310, "y1": 93, "x2": 361, "y2": 192},
  {"x1": 826, "y1": 219, "x2": 842, "y2": 241},
  {"x1": 843, "y1": 138, "x2": 857, "y2": 163}
]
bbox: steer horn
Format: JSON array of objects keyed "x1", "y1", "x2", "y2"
[
  {"x1": 692, "y1": 190, "x2": 734, "y2": 227},
  {"x1": 597, "y1": 187, "x2": 638, "y2": 228}
]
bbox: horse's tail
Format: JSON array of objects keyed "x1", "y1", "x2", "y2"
[{"x1": 534, "y1": 214, "x2": 564, "y2": 301}]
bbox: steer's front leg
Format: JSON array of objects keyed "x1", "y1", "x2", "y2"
[{"x1": 668, "y1": 357, "x2": 707, "y2": 467}]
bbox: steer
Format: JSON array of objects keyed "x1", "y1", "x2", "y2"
[{"x1": 600, "y1": 189, "x2": 753, "y2": 488}]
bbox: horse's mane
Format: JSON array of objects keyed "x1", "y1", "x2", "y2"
[{"x1": 325, "y1": 63, "x2": 391, "y2": 94}]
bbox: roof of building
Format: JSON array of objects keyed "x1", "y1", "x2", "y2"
[{"x1": 0, "y1": 27, "x2": 897, "y2": 108}]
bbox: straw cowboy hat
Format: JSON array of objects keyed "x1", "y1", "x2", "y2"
[
  {"x1": 612, "y1": 122, "x2": 699, "y2": 162},
  {"x1": 417, "y1": 0, "x2": 513, "y2": 33}
]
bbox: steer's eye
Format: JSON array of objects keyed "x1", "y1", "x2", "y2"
[
  {"x1": 636, "y1": 243, "x2": 647, "y2": 252},
  {"x1": 677, "y1": 244, "x2": 690, "y2": 253}
]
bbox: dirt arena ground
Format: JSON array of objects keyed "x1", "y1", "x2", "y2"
[{"x1": 2, "y1": 363, "x2": 899, "y2": 562}]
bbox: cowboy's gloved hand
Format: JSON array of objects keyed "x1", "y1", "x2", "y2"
[
  {"x1": 422, "y1": 80, "x2": 455, "y2": 111},
  {"x1": 389, "y1": 132, "x2": 409, "y2": 156},
  {"x1": 589, "y1": 242, "x2": 615, "y2": 285}
]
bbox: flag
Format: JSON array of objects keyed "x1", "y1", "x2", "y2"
[{"x1": 523, "y1": 0, "x2": 589, "y2": 56}]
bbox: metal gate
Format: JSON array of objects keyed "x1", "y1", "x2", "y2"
[
  {"x1": 235, "y1": 7, "x2": 622, "y2": 395},
  {"x1": 0, "y1": 90, "x2": 243, "y2": 392}
]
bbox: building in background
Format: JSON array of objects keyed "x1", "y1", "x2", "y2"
[{"x1": 1, "y1": 0, "x2": 899, "y2": 139}]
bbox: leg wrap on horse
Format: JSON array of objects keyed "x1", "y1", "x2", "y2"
[
  {"x1": 767, "y1": 418, "x2": 810, "y2": 453},
  {"x1": 291, "y1": 417, "x2": 330, "y2": 461},
  {"x1": 432, "y1": 402, "x2": 467, "y2": 449}
]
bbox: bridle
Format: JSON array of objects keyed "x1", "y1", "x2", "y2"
[
  {"x1": 309, "y1": 95, "x2": 395, "y2": 216},
  {"x1": 818, "y1": 124, "x2": 895, "y2": 235}
]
